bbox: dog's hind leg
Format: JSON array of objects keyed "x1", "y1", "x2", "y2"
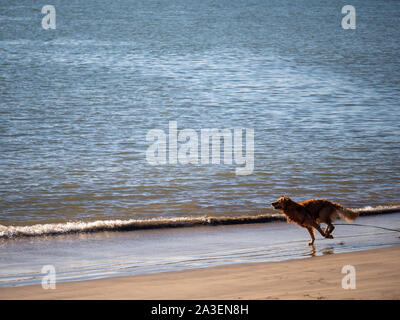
[
  {"x1": 323, "y1": 217, "x2": 335, "y2": 238},
  {"x1": 325, "y1": 224, "x2": 335, "y2": 237},
  {"x1": 306, "y1": 227, "x2": 315, "y2": 246},
  {"x1": 312, "y1": 222, "x2": 333, "y2": 239}
]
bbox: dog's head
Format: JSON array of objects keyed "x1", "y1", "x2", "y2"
[{"x1": 271, "y1": 195, "x2": 291, "y2": 210}]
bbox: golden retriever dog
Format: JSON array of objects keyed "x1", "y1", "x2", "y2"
[{"x1": 271, "y1": 195, "x2": 359, "y2": 245}]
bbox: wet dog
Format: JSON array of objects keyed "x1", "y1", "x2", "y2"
[{"x1": 271, "y1": 196, "x2": 358, "y2": 245}]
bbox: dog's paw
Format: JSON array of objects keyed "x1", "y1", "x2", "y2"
[
  {"x1": 325, "y1": 234, "x2": 334, "y2": 239},
  {"x1": 308, "y1": 241, "x2": 314, "y2": 246}
]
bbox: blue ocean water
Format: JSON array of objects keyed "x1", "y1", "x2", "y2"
[{"x1": 1, "y1": 0, "x2": 399, "y2": 226}]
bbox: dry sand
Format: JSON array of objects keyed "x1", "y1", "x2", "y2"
[{"x1": 1, "y1": 245, "x2": 399, "y2": 300}]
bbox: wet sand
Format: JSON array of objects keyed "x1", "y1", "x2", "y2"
[
  {"x1": 1, "y1": 213, "x2": 400, "y2": 288},
  {"x1": 1, "y1": 245, "x2": 399, "y2": 300}
]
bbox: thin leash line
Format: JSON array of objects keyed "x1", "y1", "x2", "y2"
[{"x1": 334, "y1": 223, "x2": 400, "y2": 233}]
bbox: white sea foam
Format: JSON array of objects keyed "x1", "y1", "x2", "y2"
[
  {"x1": 0, "y1": 214, "x2": 285, "y2": 239},
  {"x1": 354, "y1": 205, "x2": 400, "y2": 213}
]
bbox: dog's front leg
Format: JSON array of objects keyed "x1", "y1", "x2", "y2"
[{"x1": 306, "y1": 227, "x2": 315, "y2": 245}]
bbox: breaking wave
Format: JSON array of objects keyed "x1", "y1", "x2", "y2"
[
  {"x1": 1, "y1": 205, "x2": 399, "y2": 239},
  {"x1": 0, "y1": 214, "x2": 285, "y2": 239},
  {"x1": 354, "y1": 205, "x2": 400, "y2": 215}
]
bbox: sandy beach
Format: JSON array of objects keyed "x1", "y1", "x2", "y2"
[{"x1": 1, "y1": 245, "x2": 399, "y2": 300}]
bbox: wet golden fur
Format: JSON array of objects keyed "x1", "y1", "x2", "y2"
[{"x1": 271, "y1": 196, "x2": 359, "y2": 245}]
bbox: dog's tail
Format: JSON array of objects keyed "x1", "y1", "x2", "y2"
[{"x1": 334, "y1": 204, "x2": 359, "y2": 222}]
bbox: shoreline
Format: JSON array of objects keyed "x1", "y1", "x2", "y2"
[
  {"x1": 1, "y1": 205, "x2": 399, "y2": 240},
  {"x1": 1, "y1": 245, "x2": 399, "y2": 300},
  {"x1": 1, "y1": 213, "x2": 399, "y2": 289}
]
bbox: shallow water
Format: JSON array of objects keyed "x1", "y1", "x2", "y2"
[
  {"x1": 0, "y1": 213, "x2": 399, "y2": 287},
  {"x1": 1, "y1": 0, "x2": 400, "y2": 226}
]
